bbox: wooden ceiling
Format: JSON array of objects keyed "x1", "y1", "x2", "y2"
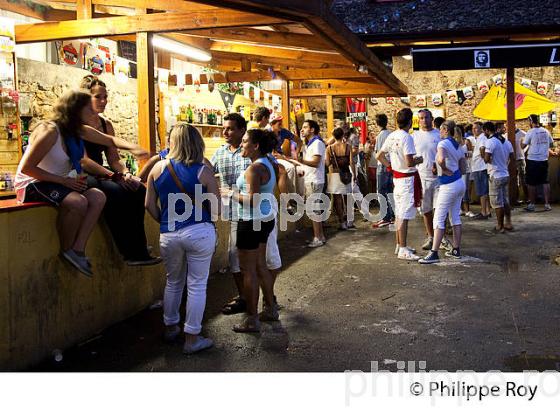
[{"x1": 6, "y1": 0, "x2": 407, "y2": 97}]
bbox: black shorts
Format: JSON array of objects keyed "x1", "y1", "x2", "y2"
[
  {"x1": 525, "y1": 159, "x2": 549, "y2": 186},
  {"x1": 24, "y1": 181, "x2": 74, "y2": 205},
  {"x1": 236, "y1": 219, "x2": 275, "y2": 250}
]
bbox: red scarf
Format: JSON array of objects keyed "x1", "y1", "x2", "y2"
[{"x1": 391, "y1": 169, "x2": 423, "y2": 208}]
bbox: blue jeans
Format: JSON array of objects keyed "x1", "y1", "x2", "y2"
[{"x1": 376, "y1": 168, "x2": 394, "y2": 222}]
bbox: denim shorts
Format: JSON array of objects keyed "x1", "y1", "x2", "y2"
[{"x1": 472, "y1": 170, "x2": 489, "y2": 197}]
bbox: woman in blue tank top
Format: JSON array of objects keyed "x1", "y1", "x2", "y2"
[
  {"x1": 222, "y1": 128, "x2": 279, "y2": 332},
  {"x1": 145, "y1": 123, "x2": 220, "y2": 354}
]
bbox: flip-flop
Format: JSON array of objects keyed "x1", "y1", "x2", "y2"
[
  {"x1": 504, "y1": 225, "x2": 514, "y2": 231},
  {"x1": 492, "y1": 227, "x2": 506, "y2": 234}
]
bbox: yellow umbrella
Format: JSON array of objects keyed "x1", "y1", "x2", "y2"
[{"x1": 473, "y1": 83, "x2": 556, "y2": 120}]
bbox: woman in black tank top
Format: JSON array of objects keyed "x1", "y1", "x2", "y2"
[{"x1": 79, "y1": 75, "x2": 161, "y2": 266}]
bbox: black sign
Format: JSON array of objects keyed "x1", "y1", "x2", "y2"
[{"x1": 412, "y1": 43, "x2": 560, "y2": 71}]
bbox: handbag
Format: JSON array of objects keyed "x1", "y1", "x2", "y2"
[
  {"x1": 165, "y1": 160, "x2": 214, "y2": 221},
  {"x1": 329, "y1": 145, "x2": 352, "y2": 185}
]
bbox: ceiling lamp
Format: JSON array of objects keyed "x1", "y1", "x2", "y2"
[{"x1": 152, "y1": 35, "x2": 212, "y2": 62}]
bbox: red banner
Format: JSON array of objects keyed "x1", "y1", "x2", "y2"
[{"x1": 346, "y1": 98, "x2": 367, "y2": 144}]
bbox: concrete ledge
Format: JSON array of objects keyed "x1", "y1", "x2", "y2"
[{"x1": 0, "y1": 204, "x2": 295, "y2": 370}]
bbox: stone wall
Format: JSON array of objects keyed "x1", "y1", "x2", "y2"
[
  {"x1": 17, "y1": 58, "x2": 139, "y2": 143},
  {"x1": 367, "y1": 57, "x2": 560, "y2": 134}
]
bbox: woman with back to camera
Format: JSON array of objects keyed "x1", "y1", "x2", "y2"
[
  {"x1": 80, "y1": 75, "x2": 160, "y2": 266},
  {"x1": 145, "y1": 123, "x2": 220, "y2": 354},
  {"x1": 325, "y1": 127, "x2": 354, "y2": 230},
  {"x1": 222, "y1": 128, "x2": 279, "y2": 332},
  {"x1": 419, "y1": 120, "x2": 467, "y2": 264},
  {"x1": 15, "y1": 90, "x2": 148, "y2": 277}
]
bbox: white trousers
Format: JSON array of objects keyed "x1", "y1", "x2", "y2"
[
  {"x1": 229, "y1": 219, "x2": 282, "y2": 273},
  {"x1": 433, "y1": 178, "x2": 466, "y2": 230},
  {"x1": 160, "y1": 222, "x2": 216, "y2": 334}
]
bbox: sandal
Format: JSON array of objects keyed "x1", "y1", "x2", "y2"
[
  {"x1": 221, "y1": 297, "x2": 247, "y2": 315},
  {"x1": 492, "y1": 226, "x2": 506, "y2": 234},
  {"x1": 233, "y1": 315, "x2": 261, "y2": 333},
  {"x1": 504, "y1": 225, "x2": 514, "y2": 231},
  {"x1": 258, "y1": 306, "x2": 279, "y2": 322}
]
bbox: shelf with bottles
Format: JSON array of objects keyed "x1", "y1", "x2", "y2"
[{"x1": 176, "y1": 104, "x2": 225, "y2": 127}]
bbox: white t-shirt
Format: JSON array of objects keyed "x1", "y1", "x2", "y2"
[
  {"x1": 412, "y1": 129, "x2": 440, "y2": 180},
  {"x1": 471, "y1": 134, "x2": 488, "y2": 172},
  {"x1": 437, "y1": 138, "x2": 465, "y2": 175},
  {"x1": 302, "y1": 137, "x2": 326, "y2": 184},
  {"x1": 510, "y1": 129, "x2": 526, "y2": 160},
  {"x1": 380, "y1": 129, "x2": 416, "y2": 173},
  {"x1": 524, "y1": 127, "x2": 553, "y2": 161},
  {"x1": 484, "y1": 137, "x2": 513, "y2": 178},
  {"x1": 375, "y1": 129, "x2": 392, "y2": 166}
]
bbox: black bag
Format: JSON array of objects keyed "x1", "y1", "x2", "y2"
[{"x1": 329, "y1": 145, "x2": 352, "y2": 185}]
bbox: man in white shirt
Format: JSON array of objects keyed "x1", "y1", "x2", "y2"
[
  {"x1": 376, "y1": 108, "x2": 423, "y2": 261},
  {"x1": 413, "y1": 109, "x2": 441, "y2": 250},
  {"x1": 471, "y1": 121, "x2": 491, "y2": 219},
  {"x1": 509, "y1": 125, "x2": 527, "y2": 204},
  {"x1": 290, "y1": 119, "x2": 326, "y2": 247},
  {"x1": 484, "y1": 122, "x2": 515, "y2": 232},
  {"x1": 522, "y1": 114, "x2": 556, "y2": 211}
]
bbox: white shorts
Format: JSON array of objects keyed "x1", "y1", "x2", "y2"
[
  {"x1": 393, "y1": 176, "x2": 416, "y2": 220},
  {"x1": 433, "y1": 178, "x2": 466, "y2": 230},
  {"x1": 420, "y1": 177, "x2": 439, "y2": 214}
]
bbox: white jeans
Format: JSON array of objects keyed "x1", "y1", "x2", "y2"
[
  {"x1": 160, "y1": 222, "x2": 216, "y2": 334},
  {"x1": 229, "y1": 220, "x2": 282, "y2": 273},
  {"x1": 433, "y1": 178, "x2": 466, "y2": 230}
]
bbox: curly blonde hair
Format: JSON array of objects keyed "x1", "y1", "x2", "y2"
[{"x1": 49, "y1": 90, "x2": 92, "y2": 140}]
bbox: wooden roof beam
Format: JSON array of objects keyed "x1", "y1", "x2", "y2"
[
  {"x1": 209, "y1": 51, "x2": 353, "y2": 70},
  {"x1": 174, "y1": 28, "x2": 332, "y2": 52},
  {"x1": 289, "y1": 85, "x2": 393, "y2": 98},
  {"x1": 15, "y1": 11, "x2": 291, "y2": 44},
  {"x1": 209, "y1": 41, "x2": 349, "y2": 65},
  {"x1": 92, "y1": 0, "x2": 220, "y2": 13}
]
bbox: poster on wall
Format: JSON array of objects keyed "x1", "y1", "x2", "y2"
[
  {"x1": 84, "y1": 45, "x2": 105, "y2": 75},
  {"x1": 386, "y1": 96, "x2": 397, "y2": 105},
  {"x1": 0, "y1": 17, "x2": 15, "y2": 53},
  {"x1": 537, "y1": 81, "x2": 549, "y2": 95},
  {"x1": 56, "y1": 41, "x2": 84, "y2": 67},
  {"x1": 554, "y1": 84, "x2": 560, "y2": 97},
  {"x1": 477, "y1": 80, "x2": 489, "y2": 94},
  {"x1": 346, "y1": 98, "x2": 368, "y2": 144},
  {"x1": 415, "y1": 95, "x2": 427, "y2": 107},
  {"x1": 446, "y1": 90, "x2": 458, "y2": 104},
  {"x1": 114, "y1": 56, "x2": 130, "y2": 83},
  {"x1": 521, "y1": 78, "x2": 532, "y2": 88},
  {"x1": 463, "y1": 86, "x2": 474, "y2": 99},
  {"x1": 431, "y1": 93, "x2": 443, "y2": 106}
]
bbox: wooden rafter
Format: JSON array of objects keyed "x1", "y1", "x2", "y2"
[
  {"x1": 289, "y1": 85, "x2": 392, "y2": 97},
  {"x1": 209, "y1": 41, "x2": 348, "y2": 65},
  {"x1": 175, "y1": 28, "x2": 332, "y2": 52},
  {"x1": 14, "y1": 11, "x2": 290, "y2": 43},
  {"x1": 209, "y1": 51, "x2": 353, "y2": 70}
]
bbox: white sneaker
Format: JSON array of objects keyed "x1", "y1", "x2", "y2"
[
  {"x1": 466, "y1": 211, "x2": 476, "y2": 218},
  {"x1": 395, "y1": 245, "x2": 417, "y2": 255},
  {"x1": 544, "y1": 204, "x2": 552, "y2": 211},
  {"x1": 398, "y1": 248, "x2": 420, "y2": 261},
  {"x1": 307, "y1": 238, "x2": 325, "y2": 248}
]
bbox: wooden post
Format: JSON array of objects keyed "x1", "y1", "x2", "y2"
[
  {"x1": 506, "y1": 67, "x2": 517, "y2": 204},
  {"x1": 326, "y1": 95, "x2": 334, "y2": 138},
  {"x1": 76, "y1": 0, "x2": 93, "y2": 20},
  {"x1": 282, "y1": 80, "x2": 290, "y2": 129},
  {"x1": 136, "y1": 32, "x2": 156, "y2": 156}
]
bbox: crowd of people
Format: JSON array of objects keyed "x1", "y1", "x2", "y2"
[{"x1": 13, "y1": 78, "x2": 557, "y2": 354}]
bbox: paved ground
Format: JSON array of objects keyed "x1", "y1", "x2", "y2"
[{"x1": 33, "y1": 205, "x2": 560, "y2": 372}]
